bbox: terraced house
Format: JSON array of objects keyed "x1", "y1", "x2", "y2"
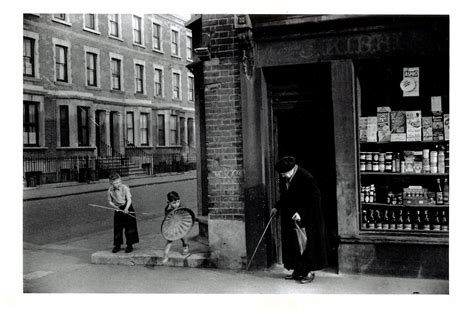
[{"x1": 23, "y1": 14, "x2": 196, "y2": 186}]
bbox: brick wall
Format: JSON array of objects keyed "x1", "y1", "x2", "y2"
[{"x1": 202, "y1": 15, "x2": 245, "y2": 221}]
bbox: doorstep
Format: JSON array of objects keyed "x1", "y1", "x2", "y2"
[{"x1": 91, "y1": 249, "x2": 217, "y2": 268}]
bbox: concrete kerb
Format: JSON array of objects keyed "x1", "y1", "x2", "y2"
[{"x1": 23, "y1": 171, "x2": 197, "y2": 201}]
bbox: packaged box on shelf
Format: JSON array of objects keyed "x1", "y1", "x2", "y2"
[
  {"x1": 403, "y1": 186, "x2": 436, "y2": 206},
  {"x1": 377, "y1": 107, "x2": 391, "y2": 142},
  {"x1": 432, "y1": 114, "x2": 445, "y2": 141},
  {"x1": 422, "y1": 116, "x2": 433, "y2": 141},
  {"x1": 406, "y1": 111, "x2": 422, "y2": 141},
  {"x1": 359, "y1": 117, "x2": 368, "y2": 142},
  {"x1": 403, "y1": 151, "x2": 415, "y2": 173},
  {"x1": 391, "y1": 111, "x2": 406, "y2": 133},
  {"x1": 391, "y1": 133, "x2": 407, "y2": 142},
  {"x1": 444, "y1": 114, "x2": 449, "y2": 140},
  {"x1": 367, "y1": 116, "x2": 378, "y2": 142}
]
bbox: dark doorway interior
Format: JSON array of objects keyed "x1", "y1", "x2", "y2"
[{"x1": 266, "y1": 63, "x2": 338, "y2": 268}]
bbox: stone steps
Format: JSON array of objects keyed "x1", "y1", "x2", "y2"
[{"x1": 91, "y1": 249, "x2": 217, "y2": 268}]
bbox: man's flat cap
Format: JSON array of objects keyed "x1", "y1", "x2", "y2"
[{"x1": 275, "y1": 156, "x2": 296, "y2": 173}]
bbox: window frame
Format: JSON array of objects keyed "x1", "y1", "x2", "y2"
[
  {"x1": 109, "y1": 52, "x2": 124, "y2": 91},
  {"x1": 157, "y1": 114, "x2": 166, "y2": 146},
  {"x1": 126, "y1": 112, "x2": 135, "y2": 145},
  {"x1": 23, "y1": 31, "x2": 39, "y2": 78},
  {"x1": 52, "y1": 14, "x2": 71, "y2": 26},
  {"x1": 170, "y1": 27, "x2": 180, "y2": 58},
  {"x1": 23, "y1": 101, "x2": 39, "y2": 147},
  {"x1": 59, "y1": 105, "x2": 70, "y2": 147},
  {"x1": 187, "y1": 118, "x2": 194, "y2": 147},
  {"x1": 152, "y1": 19, "x2": 163, "y2": 52},
  {"x1": 133, "y1": 59, "x2": 146, "y2": 95},
  {"x1": 172, "y1": 69, "x2": 182, "y2": 100},
  {"x1": 186, "y1": 33, "x2": 193, "y2": 61},
  {"x1": 53, "y1": 38, "x2": 72, "y2": 84},
  {"x1": 23, "y1": 37, "x2": 35, "y2": 77},
  {"x1": 140, "y1": 113, "x2": 149, "y2": 146},
  {"x1": 187, "y1": 73, "x2": 195, "y2": 102},
  {"x1": 153, "y1": 64, "x2": 164, "y2": 97},
  {"x1": 84, "y1": 46, "x2": 101, "y2": 88},
  {"x1": 169, "y1": 114, "x2": 178, "y2": 146},
  {"x1": 77, "y1": 106, "x2": 90, "y2": 147},
  {"x1": 108, "y1": 14, "x2": 122, "y2": 40},
  {"x1": 83, "y1": 14, "x2": 100, "y2": 34},
  {"x1": 132, "y1": 15, "x2": 145, "y2": 47}
]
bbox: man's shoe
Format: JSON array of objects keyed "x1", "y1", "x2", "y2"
[
  {"x1": 112, "y1": 246, "x2": 121, "y2": 253},
  {"x1": 300, "y1": 272, "x2": 315, "y2": 284},
  {"x1": 284, "y1": 273, "x2": 302, "y2": 280},
  {"x1": 125, "y1": 246, "x2": 133, "y2": 253}
]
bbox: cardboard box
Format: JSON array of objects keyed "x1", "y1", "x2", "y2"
[
  {"x1": 391, "y1": 111, "x2": 406, "y2": 133},
  {"x1": 422, "y1": 116, "x2": 433, "y2": 141},
  {"x1": 406, "y1": 111, "x2": 422, "y2": 142},
  {"x1": 377, "y1": 107, "x2": 391, "y2": 142},
  {"x1": 359, "y1": 117, "x2": 368, "y2": 142},
  {"x1": 432, "y1": 114, "x2": 444, "y2": 141},
  {"x1": 391, "y1": 133, "x2": 407, "y2": 142},
  {"x1": 367, "y1": 116, "x2": 378, "y2": 142},
  {"x1": 444, "y1": 114, "x2": 449, "y2": 141},
  {"x1": 404, "y1": 151, "x2": 415, "y2": 173}
]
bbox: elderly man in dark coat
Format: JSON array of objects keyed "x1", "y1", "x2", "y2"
[{"x1": 271, "y1": 156, "x2": 329, "y2": 284}]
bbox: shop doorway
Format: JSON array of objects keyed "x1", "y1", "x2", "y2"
[{"x1": 265, "y1": 63, "x2": 338, "y2": 268}]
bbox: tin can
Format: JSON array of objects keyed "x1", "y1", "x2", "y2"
[
  {"x1": 379, "y1": 152, "x2": 385, "y2": 162},
  {"x1": 379, "y1": 163, "x2": 385, "y2": 172},
  {"x1": 385, "y1": 152, "x2": 393, "y2": 161},
  {"x1": 373, "y1": 163, "x2": 379, "y2": 172},
  {"x1": 385, "y1": 162, "x2": 392, "y2": 172},
  {"x1": 366, "y1": 152, "x2": 373, "y2": 162},
  {"x1": 366, "y1": 161, "x2": 372, "y2": 171},
  {"x1": 373, "y1": 152, "x2": 379, "y2": 162},
  {"x1": 360, "y1": 152, "x2": 366, "y2": 161},
  {"x1": 360, "y1": 162, "x2": 366, "y2": 171}
]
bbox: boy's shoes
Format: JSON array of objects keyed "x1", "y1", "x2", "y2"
[
  {"x1": 300, "y1": 272, "x2": 315, "y2": 284},
  {"x1": 181, "y1": 245, "x2": 190, "y2": 255},
  {"x1": 112, "y1": 246, "x2": 121, "y2": 253},
  {"x1": 125, "y1": 245, "x2": 133, "y2": 253},
  {"x1": 284, "y1": 272, "x2": 303, "y2": 280}
]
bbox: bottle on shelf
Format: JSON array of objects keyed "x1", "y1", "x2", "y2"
[
  {"x1": 389, "y1": 210, "x2": 396, "y2": 230},
  {"x1": 432, "y1": 211, "x2": 441, "y2": 231},
  {"x1": 396, "y1": 209, "x2": 404, "y2": 230},
  {"x1": 422, "y1": 210, "x2": 431, "y2": 231},
  {"x1": 368, "y1": 209, "x2": 375, "y2": 229},
  {"x1": 436, "y1": 178, "x2": 444, "y2": 205},
  {"x1": 415, "y1": 210, "x2": 422, "y2": 230},
  {"x1": 382, "y1": 209, "x2": 389, "y2": 229},
  {"x1": 362, "y1": 210, "x2": 368, "y2": 229},
  {"x1": 375, "y1": 209, "x2": 382, "y2": 229},
  {"x1": 441, "y1": 210, "x2": 448, "y2": 231},
  {"x1": 403, "y1": 210, "x2": 412, "y2": 230},
  {"x1": 430, "y1": 147, "x2": 438, "y2": 174},
  {"x1": 443, "y1": 178, "x2": 449, "y2": 204},
  {"x1": 437, "y1": 145, "x2": 445, "y2": 174}
]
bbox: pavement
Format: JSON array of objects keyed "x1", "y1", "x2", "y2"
[{"x1": 21, "y1": 171, "x2": 450, "y2": 294}]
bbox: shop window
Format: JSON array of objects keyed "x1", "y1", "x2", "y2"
[{"x1": 23, "y1": 101, "x2": 39, "y2": 146}]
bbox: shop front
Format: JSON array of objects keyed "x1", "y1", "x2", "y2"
[{"x1": 188, "y1": 15, "x2": 449, "y2": 278}]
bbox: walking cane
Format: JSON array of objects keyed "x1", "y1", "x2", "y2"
[{"x1": 246, "y1": 210, "x2": 277, "y2": 271}]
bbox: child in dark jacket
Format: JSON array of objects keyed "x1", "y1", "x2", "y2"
[{"x1": 162, "y1": 191, "x2": 189, "y2": 263}]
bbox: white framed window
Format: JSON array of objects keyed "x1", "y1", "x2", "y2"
[
  {"x1": 187, "y1": 73, "x2": 195, "y2": 102},
  {"x1": 133, "y1": 59, "x2": 146, "y2": 94},
  {"x1": 53, "y1": 38, "x2": 72, "y2": 83},
  {"x1": 132, "y1": 15, "x2": 145, "y2": 46},
  {"x1": 186, "y1": 33, "x2": 193, "y2": 61},
  {"x1": 84, "y1": 46, "x2": 101, "y2": 88},
  {"x1": 153, "y1": 64, "x2": 164, "y2": 97},
  {"x1": 77, "y1": 106, "x2": 90, "y2": 146},
  {"x1": 83, "y1": 14, "x2": 100, "y2": 34},
  {"x1": 59, "y1": 105, "x2": 70, "y2": 147},
  {"x1": 140, "y1": 113, "x2": 149, "y2": 145},
  {"x1": 23, "y1": 101, "x2": 39, "y2": 146},
  {"x1": 172, "y1": 69, "x2": 182, "y2": 100},
  {"x1": 108, "y1": 14, "x2": 122, "y2": 39},
  {"x1": 170, "y1": 27, "x2": 180, "y2": 57},
  {"x1": 23, "y1": 30, "x2": 39, "y2": 78},
  {"x1": 52, "y1": 14, "x2": 71, "y2": 26},
  {"x1": 109, "y1": 52, "x2": 124, "y2": 91},
  {"x1": 152, "y1": 19, "x2": 163, "y2": 52}
]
